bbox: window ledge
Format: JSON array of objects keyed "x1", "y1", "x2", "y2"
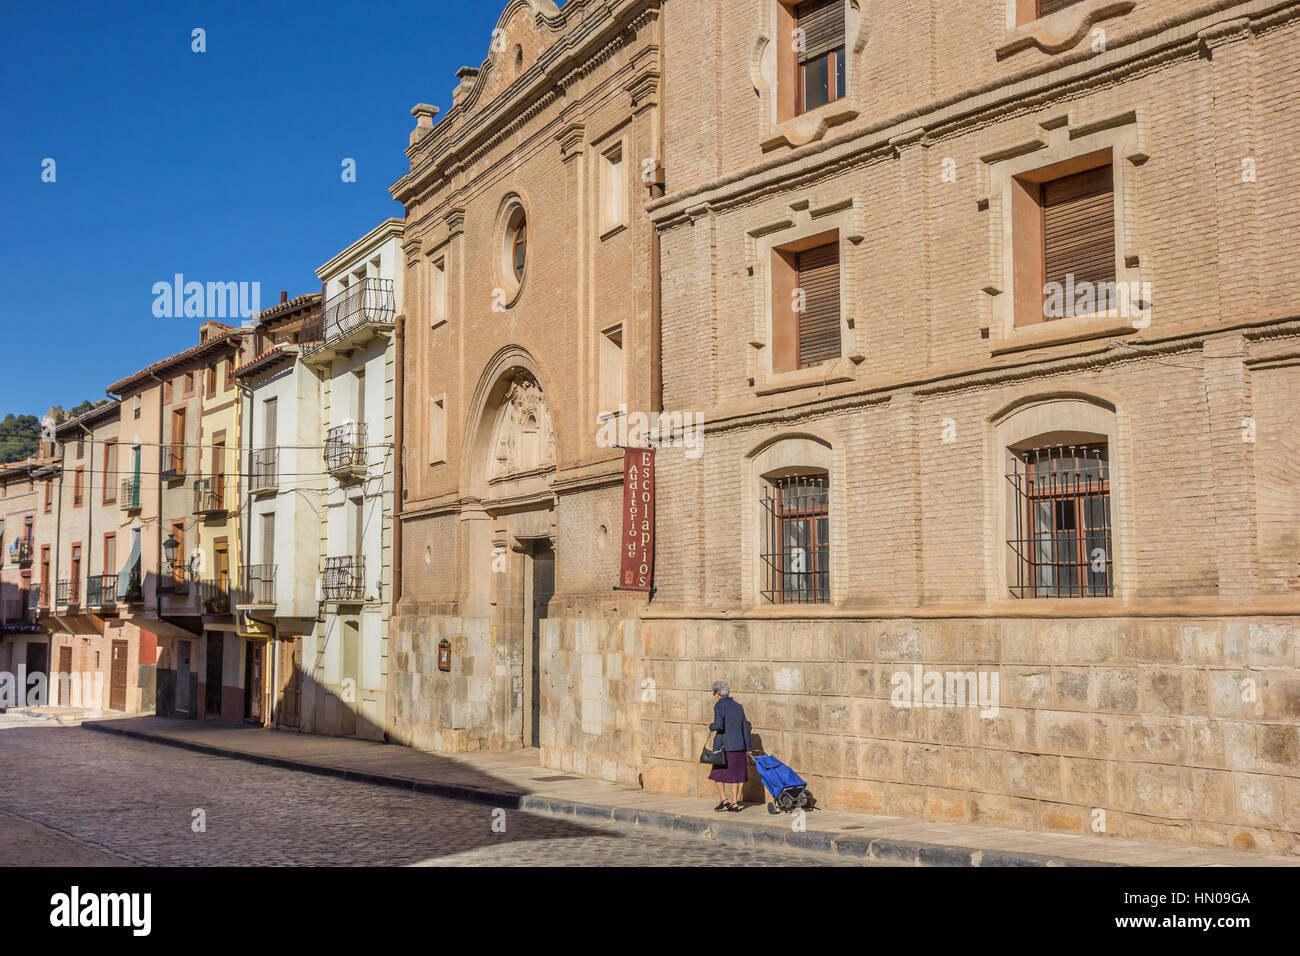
[
  {"x1": 754, "y1": 362, "x2": 855, "y2": 396},
  {"x1": 761, "y1": 102, "x2": 859, "y2": 152},
  {"x1": 431, "y1": 316, "x2": 448, "y2": 331},
  {"x1": 599, "y1": 221, "x2": 628, "y2": 242},
  {"x1": 998, "y1": 0, "x2": 1137, "y2": 57},
  {"x1": 992, "y1": 313, "x2": 1142, "y2": 356}
]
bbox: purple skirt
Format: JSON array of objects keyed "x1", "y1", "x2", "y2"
[{"x1": 709, "y1": 749, "x2": 749, "y2": 783}]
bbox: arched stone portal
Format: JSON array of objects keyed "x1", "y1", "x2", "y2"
[{"x1": 462, "y1": 350, "x2": 558, "y2": 749}]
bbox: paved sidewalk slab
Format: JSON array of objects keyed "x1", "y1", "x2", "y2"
[{"x1": 82, "y1": 716, "x2": 1300, "y2": 867}]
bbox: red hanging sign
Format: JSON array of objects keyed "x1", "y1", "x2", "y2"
[{"x1": 619, "y1": 447, "x2": 655, "y2": 592}]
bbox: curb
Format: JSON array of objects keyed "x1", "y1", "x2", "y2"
[{"x1": 82, "y1": 722, "x2": 1120, "y2": 867}]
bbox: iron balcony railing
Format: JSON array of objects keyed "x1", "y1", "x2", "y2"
[
  {"x1": 56, "y1": 578, "x2": 80, "y2": 606},
  {"x1": 301, "y1": 278, "x2": 394, "y2": 353},
  {"x1": 9, "y1": 537, "x2": 33, "y2": 565},
  {"x1": 37, "y1": 583, "x2": 51, "y2": 608},
  {"x1": 322, "y1": 555, "x2": 365, "y2": 603},
  {"x1": 156, "y1": 564, "x2": 189, "y2": 598},
  {"x1": 194, "y1": 477, "x2": 227, "y2": 515},
  {"x1": 121, "y1": 476, "x2": 142, "y2": 511},
  {"x1": 1, "y1": 597, "x2": 26, "y2": 622},
  {"x1": 243, "y1": 564, "x2": 277, "y2": 606},
  {"x1": 85, "y1": 573, "x2": 117, "y2": 607},
  {"x1": 201, "y1": 575, "x2": 234, "y2": 614},
  {"x1": 325, "y1": 421, "x2": 368, "y2": 475},
  {"x1": 26, "y1": 587, "x2": 39, "y2": 611},
  {"x1": 161, "y1": 444, "x2": 185, "y2": 479},
  {"x1": 250, "y1": 447, "x2": 278, "y2": 493}
]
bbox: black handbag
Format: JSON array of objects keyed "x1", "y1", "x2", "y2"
[{"x1": 699, "y1": 726, "x2": 728, "y2": 766}]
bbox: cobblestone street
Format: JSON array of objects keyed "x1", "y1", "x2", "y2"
[{"x1": 0, "y1": 716, "x2": 866, "y2": 867}]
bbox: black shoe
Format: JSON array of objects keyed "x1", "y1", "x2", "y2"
[
  {"x1": 728, "y1": 802, "x2": 745, "y2": 812},
  {"x1": 714, "y1": 801, "x2": 730, "y2": 812}
]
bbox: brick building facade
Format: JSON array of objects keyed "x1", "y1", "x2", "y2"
[{"x1": 390, "y1": 0, "x2": 1300, "y2": 853}]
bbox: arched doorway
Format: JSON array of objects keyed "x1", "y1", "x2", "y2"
[{"x1": 462, "y1": 352, "x2": 558, "y2": 749}]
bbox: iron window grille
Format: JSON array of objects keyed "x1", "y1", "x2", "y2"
[
  {"x1": 243, "y1": 564, "x2": 277, "y2": 605},
  {"x1": 250, "y1": 448, "x2": 278, "y2": 493},
  {"x1": 120, "y1": 477, "x2": 142, "y2": 511},
  {"x1": 194, "y1": 477, "x2": 226, "y2": 514},
  {"x1": 85, "y1": 574, "x2": 117, "y2": 607},
  {"x1": 325, "y1": 422, "x2": 367, "y2": 473},
  {"x1": 761, "y1": 474, "x2": 831, "y2": 604},
  {"x1": 323, "y1": 555, "x2": 365, "y2": 603},
  {"x1": 162, "y1": 444, "x2": 185, "y2": 479},
  {"x1": 202, "y1": 574, "x2": 232, "y2": 614},
  {"x1": 56, "y1": 579, "x2": 79, "y2": 606},
  {"x1": 1007, "y1": 443, "x2": 1113, "y2": 598}
]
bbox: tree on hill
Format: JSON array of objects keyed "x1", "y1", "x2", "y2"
[{"x1": 0, "y1": 414, "x2": 41, "y2": 464}]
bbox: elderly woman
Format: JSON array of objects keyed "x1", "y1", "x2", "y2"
[{"x1": 708, "y1": 680, "x2": 751, "y2": 812}]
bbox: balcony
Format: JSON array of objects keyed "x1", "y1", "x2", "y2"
[
  {"x1": 301, "y1": 278, "x2": 394, "y2": 360},
  {"x1": 85, "y1": 573, "x2": 118, "y2": 607},
  {"x1": 194, "y1": 477, "x2": 227, "y2": 516},
  {"x1": 8, "y1": 537, "x2": 33, "y2": 566},
  {"x1": 201, "y1": 576, "x2": 234, "y2": 615},
  {"x1": 249, "y1": 448, "x2": 278, "y2": 496},
  {"x1": 322, "y1": 555, "x2": 365, "y2": 603},
  {"x1": 120, "y1": 477, "x2": 142, "y2": 511},
  {"x1": 122, "y1": 566, "x2": 143, "y2": 604},
  {"x1": 26, "y1": 587, "x2": 39, "y2": 612},
  {"x1": 1, "y1": 597, "x2": 29, "y2": 624},
  {"x1": 55, "y1": 578, "x2": 80, "y2": 607},
  {"x1": 161, "y1": 444, "x2": 185, "y2": 481},
  {"x1": 156, "y1": 565, "x2": 189, "y2": 598},
  {"x1": 241, "y1": 564, "x2": 277, "y2": 608},
  {"x1": 37, "y1": 583, "x2": 51, "y2": 609},
  {"x1": 325, "y1": 421, "x2": 368, "y2": 482}
]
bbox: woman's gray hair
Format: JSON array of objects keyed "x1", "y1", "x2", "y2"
[{"x1": 711, "y1": 680, "x2": 730, "y2": 697}]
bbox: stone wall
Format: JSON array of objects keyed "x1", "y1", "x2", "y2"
[{"x1": 638, "y1": 615, "x2": 1300, "y2": 854}]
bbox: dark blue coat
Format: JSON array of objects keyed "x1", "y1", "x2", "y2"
[{"x1": 709, "y1": 697, "x2": 751, "y2": 752}]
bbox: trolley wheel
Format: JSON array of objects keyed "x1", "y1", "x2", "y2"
[{"x1": 767, "y1": 801, "x2": 779, "y2": 815}]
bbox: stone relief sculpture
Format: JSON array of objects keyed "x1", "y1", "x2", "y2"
[{"x1": 488, "y1": 371, "x2": 556, "y2": 480}]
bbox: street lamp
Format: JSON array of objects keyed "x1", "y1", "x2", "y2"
[{"x1": 163, "y1": 533, "x2": 198, "y2": 580}]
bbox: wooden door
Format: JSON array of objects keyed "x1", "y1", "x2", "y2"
[
  {"x1": 176, "y1": 640, "x2": 192, "y2": 714},
  {"x1": 57, "y1": 646, "x2": 73, "y2": 705},
  {"x1": 110, "y1": 640, "x2": 128, "y2": 711},
  {"x1": 26, "y1": 643, "x2": 48, "y2": 699},
  {"x1": 276, "y1": 638, "x2": 300, "y2": 728},
  {"x1": 205, "y1": 634, "x2": 223, "y2": 717},
  {"x1": 244, "y1": 642, "x2": 263, "y2": 722}
]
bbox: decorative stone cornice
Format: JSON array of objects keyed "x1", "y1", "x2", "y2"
[
  {"x1": 997, "y1": 0, "x2": 1137, "y2": 57},
  {"x1": 555, "y1": 121, "x2": 587, "y2": 161}
]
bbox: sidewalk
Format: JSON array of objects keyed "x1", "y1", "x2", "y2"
[{"x1": 82, "y1": 715, "x2": 1299, "y2": 867}]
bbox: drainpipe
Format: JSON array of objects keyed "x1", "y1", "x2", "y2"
[
  {"x1": 392, "y1": 313, "x2": 405, "y2": 613},
  {"x1": 234, "y1": 372, "x2": 270, "y2": 725},
  {"x1": 649, "y1": 34, "x2": 666, "y2": 414},
  {"x1": 147, "y1": 372, "x2": 167, "y2": 621}
]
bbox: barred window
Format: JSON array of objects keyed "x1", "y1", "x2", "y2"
[
  {"x1": 761, "y1": 473, "x2": 830, "y2": 604},
  {"x1": 1007, "y1": 443, "x2": 1112, "y2": 598}
]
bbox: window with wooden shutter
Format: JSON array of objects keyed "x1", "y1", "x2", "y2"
[
  {"x1": 1042, "y1": 164, "x2": 1115, "y2": 318},
  {"x1": 1037, "y1": 0, "x2": 1085, "y2": 17},
  {"x1": 795, "y1": 242, "x2": 841, "y2": 367},
  {"x1": 794, "y1": 0, "x2": 845, "y2": 113}
]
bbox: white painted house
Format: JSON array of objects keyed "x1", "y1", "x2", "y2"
[
  {"x1": 298, "y1": 218, "x2": 404, "y2": 741},
  {"x1": 235, "y1": 292, "x2": 324, "y2": 730}
]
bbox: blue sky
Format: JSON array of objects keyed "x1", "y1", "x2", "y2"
[{"x1": 0, "y1": 0, "x2": 514, "y2": 415}]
